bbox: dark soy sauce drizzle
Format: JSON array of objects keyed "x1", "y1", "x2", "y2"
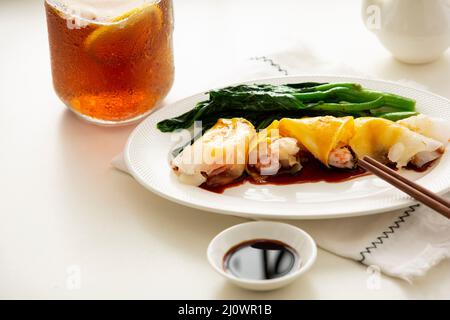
[
  {"x1": 200, "y1": 156, "x2": 437, "y2": 194},
  {"x1": 223, "y1": 239, "x2": 299, "y2": 280},
  {"x1": 201, "y1": 156, "x2": 369, "y2": 194}
]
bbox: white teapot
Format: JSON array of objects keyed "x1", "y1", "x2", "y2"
[{"x1": 362, "y1": 0, "x2": 450, "y2": 64}]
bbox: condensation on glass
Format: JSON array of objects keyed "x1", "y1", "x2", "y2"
[{"x1": 45, "y1": 0, "x2": 174, "y2": 125}]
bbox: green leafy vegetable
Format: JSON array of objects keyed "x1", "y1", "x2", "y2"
[
  {"x1": 380, "y1": 111, "x2": 420, "y2": 121},
  {"x1": 157, "y1": 82, "x2": 417, "y2": 132}
]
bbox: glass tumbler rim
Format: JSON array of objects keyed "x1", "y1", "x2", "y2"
[{"x1": 45, "y1": 0, "x2": 162, "y2": 25}]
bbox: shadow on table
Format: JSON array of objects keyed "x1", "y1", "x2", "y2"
[
  {"x1": 373, "y1": 51, "x2": 450, "y2": 98},
  {"x1": 57, "y1": 109, "x2": 135, "y2": 173},
  {"x1": 213, "y1": 276, "x2": 317, "y2": 300}
]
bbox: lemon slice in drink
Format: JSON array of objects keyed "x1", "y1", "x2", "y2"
[{"x1": 84, "y1": 3, "x2": 163, "y2": 63}]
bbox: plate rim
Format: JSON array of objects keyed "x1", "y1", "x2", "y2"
[{"x1": 124, "y1": 74, "x2": 450, "y2": 220}]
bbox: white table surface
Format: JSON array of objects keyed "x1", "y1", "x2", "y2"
[{"x1": 1, "y1": 0, "x2": 450, "y2": 300}]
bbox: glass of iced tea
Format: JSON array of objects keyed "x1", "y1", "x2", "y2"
[{"x1": 45, "y1": 0, "x2": 174, "y2": 125}]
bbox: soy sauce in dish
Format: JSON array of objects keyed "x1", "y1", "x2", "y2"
[{"x1": 223, "y1": 239, "x2": 300, "y2": 280}]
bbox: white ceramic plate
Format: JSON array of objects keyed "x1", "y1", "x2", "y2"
[{"x1": 125, "y1": 75, "x2": 450, "y2": 220}]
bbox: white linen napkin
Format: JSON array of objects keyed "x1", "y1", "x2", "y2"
[{"x1": 112, "y1": 47, "x2": 450, "y2": 281}]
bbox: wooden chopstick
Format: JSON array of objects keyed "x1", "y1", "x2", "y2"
[{"x1": 358, "y1": 156, "x2": 450, "y2": 219}]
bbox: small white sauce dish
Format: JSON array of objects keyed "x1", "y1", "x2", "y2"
[{"x1": 207, "y1": 221, "x2": 317, "y2": 291}]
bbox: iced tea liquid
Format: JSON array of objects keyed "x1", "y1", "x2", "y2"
[{"x1": 45, "y1": 0, "x2": 174, "y2": 124}]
